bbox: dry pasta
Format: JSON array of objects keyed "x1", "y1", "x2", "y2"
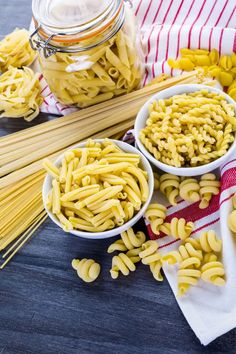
[
  {"x1": 201, "y1": 254, "x2": 225, "y2": 286},
  {"x1": 110, "y1": 252, "x2": 139, "y2": 279},
  {"x1": 160, "y1": 174, "x2": 180, "y2": 206},
  {"x1": 43, "y1": 139, "x2": 149, "y2": 233},
  {"x1": 199, "y1": 174, "x2": 220, "y2": 209},
  {"x1": 161, "y1": 217, "x2": 195, "y2": 241},
  {"x1": 39, "y1": 26, "x2": 142, "y2": 108},
  {"x1": 139, "y1": 240, "x2": 163, "y2": 281},
  {"x1": 228, "y1": 193, "x2": 236, "y2": 233},
  {"x1": 139, "y1": 90, "x2": 236, "y2": 167},
  {"x1": 0, "y1": 28, "x2": 36, "y2": 72},
  {"x1": 163, "y1": 229, "x2": 225, "y2": 295},
  {"x1": 162, "y1": 241, "x2": 203, "y2": 266},
  {"x1": 167, "y1": 48, "x2": 236, "y2": 100},
  {"x1": 0, "y1": 73, "x2": 197, "y2": 267},
  {"x1": 0, "y1": 67, "x2": 43, "y2": 121},
  {"x1": 72, "y1": 258, "x2": 101, "y2": 282},
  {"x1": 153, "y1": 172, "x2": 160, "y2": 190},
  {"x1": 199, "y1": 230, "x2": 222, "y2": 253},
  {"x1": 145, "y1": 203, "x2": 167, "y2": 235},
  {"x1": 107, "y1": 227, "x2": 146, "y2": 253},
  {"x1": 179, "y1": 178, "x2": 200, "y2": 203}
]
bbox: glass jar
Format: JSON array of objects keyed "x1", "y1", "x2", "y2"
[{"x1": 30, "y1": 0, "x2": 143, "y2": 108}]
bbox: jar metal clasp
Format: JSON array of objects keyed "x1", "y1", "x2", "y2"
[{"x1": 29, "y1": 27, "x2": 57, "y2": 58}]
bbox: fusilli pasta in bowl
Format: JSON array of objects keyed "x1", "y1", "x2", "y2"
[
  {"x1": 134, "y1": 84, "x2": 236, "y2": 176},
  {"x1": 42, "y1": 139, "x2": 154, "y2": 239}
]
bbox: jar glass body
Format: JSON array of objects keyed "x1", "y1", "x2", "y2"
[{"x1": 35, "y1": 3, "x2": 143, "y2": 107}]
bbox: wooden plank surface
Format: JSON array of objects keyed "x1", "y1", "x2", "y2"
[{"x1": 0, "y1": 1, "x2": 236, "y2": 353}]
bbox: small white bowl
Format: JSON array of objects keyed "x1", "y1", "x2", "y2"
[
  {"x1": 42, "y1": 139, "x2": 154, "y2": 239},
  {"x1": 134, "y1": 84, "x2": 236, "y2": 176}
]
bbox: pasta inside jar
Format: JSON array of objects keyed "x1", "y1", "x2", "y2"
[{"x1": 31, "y1": 0, "x2": 143, "y2": 107}]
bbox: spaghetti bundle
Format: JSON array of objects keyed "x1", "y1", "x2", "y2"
[{"x1": 0, "y1": 72, "x2": 197, "y2": 267}]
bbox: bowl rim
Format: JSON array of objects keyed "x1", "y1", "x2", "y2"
[
  {"x1": 42, "y1": 139, "x2": 154, "y2": 239},
  {"x1": 134, "y1": 84, "x2": 236, "y2": 176}
]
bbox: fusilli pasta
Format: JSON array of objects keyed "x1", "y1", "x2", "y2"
[{"x1": 139, "y1": 90, "x2": 236, "y2": 167}]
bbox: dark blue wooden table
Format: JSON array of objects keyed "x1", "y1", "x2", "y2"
[{"x1": 0, "y1": 1, "x2": 236, "y2": 353}]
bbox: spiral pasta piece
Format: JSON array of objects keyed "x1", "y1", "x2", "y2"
[
  {"x1": 199, "y1": 230, "x2": 222, "y2": 253},
  {"x1": 161, "y1": 218, "x2": 195, "y2": 241},
  {"x1": 199, "y1": 174, "x2": 220, "y2": 209},
  {"x1": 201, "y1": 257, "x2": 225, "y2": 286},
  {"x1": 228, "y1": 210, "x2": 236, "y2": 233},
  {"x1": 162, "y1": 241, "x2": 202, "y2": 265},
  {"x1": 107, "y1": 228, "x2": 146, "y2": 253},
  {"x1": 179, "y1": 178, "x2": 200, "y2": 203},
  {"x1": 110, "y1": 252, "x2": 138, "y2": 279},
  {"x1": 72, "y1": 258, "x2": 101, "y2": 282},
  {"x1": 228, "y1": 193, "x2": 236, "y2": 233},
  {"x1": 159, "y1": 174, "x2": 180, "y2": 206},
  {"x1": 139, "y1": 240, "x2": 163, "y2": 281},
  {"x1": 145, "y1": 204, "x2": 167, "y2": 235},
  {"x1": 178, "y1": 266, "x2": 201, "y2": 296},
  {"x1": 154, "y1": 172, "x2": 160, "y2": 190}
]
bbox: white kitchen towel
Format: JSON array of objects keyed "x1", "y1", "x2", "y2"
[{"x1": 36, "y1": 0, "x2": 236, "y2": 115}]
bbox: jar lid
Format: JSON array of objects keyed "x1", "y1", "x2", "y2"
[
  {"x1": 33, "y1": 0, "x2": 114, "y2": 31},
  {"x1": 31, "y1": 0, "x2": 126, "y2": 56}
]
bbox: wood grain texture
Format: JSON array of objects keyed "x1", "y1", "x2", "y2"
[{"x1": 0, "y1": 1, "x2": 236, "y2": 353}]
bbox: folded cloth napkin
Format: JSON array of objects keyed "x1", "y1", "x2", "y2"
[{"x1": 32, "y1": 0, "x2": 236, "y2": 345}]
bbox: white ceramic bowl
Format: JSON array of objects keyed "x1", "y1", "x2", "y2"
[
  {"x1": 42, "y1": 139, "x2": 154, "y2": 239},
  {"x1": 134, "y1": 84, "x2": 236, "y2": 176}
]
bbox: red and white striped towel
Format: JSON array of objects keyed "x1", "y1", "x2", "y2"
[
  {"x1": 34, "y1": 0, "x2": 236, "y2": 345},
  {"x1": 36, "y1": 0, "x2": 236, "y2": 116},
  {"x1": 146, "y1": 159, "x2": 236, "y2": 345}
]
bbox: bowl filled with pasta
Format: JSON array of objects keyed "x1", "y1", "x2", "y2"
[
  {"x1": 42, "y1": 139, "x2": 154, "y2": 239},
  {"x1": 134, "y1": 84, "x2": 236, "y2": 176}
]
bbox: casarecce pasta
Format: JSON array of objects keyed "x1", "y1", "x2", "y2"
[
  {"x1": 43, "y1": 139, "x2": 149, "y2": 233},
  {"x1": 72, "y1": 258, "x2": 101, "y2": 282}
]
